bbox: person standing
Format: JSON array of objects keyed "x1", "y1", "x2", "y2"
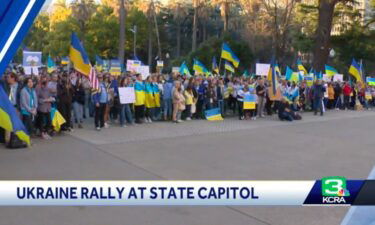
[
  {"x1": 256, "y1": 79, "x2": 266, "y2": 118},
  {"x1": 72, "y1": 76, "x2": 85, "y2": 128},
  {"x1": 172, "y1": 81, "x2": 185, "y2": 123},
  {"x1": 134, "y1": 74, "x2": 146, "y2": 124},
  {"x1": 92, "y1": 75, "x2": 109, "y2": 130},
  {"x1": 162, "y1": 77, "x2": 173, "y2": 121},
  {"x1": 20, "y1": 78, "x2": 38, "y2": 135},
  {"x1": 118, "y1": 77, "x2": 134, "y2": 127},
  {"x1": 36, "y1": 78, "x2": 54, "y2": 139},
  {"x1": 342, "y1": 82, "x2": 352, "y2": 110},
  {"x1": 57, "y1": 74, "x2": 74, "y2": 132},
  {"x1": 312, "y1": 80, "x2": 325, "y2": 116}
]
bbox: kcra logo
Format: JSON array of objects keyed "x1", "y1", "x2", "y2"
[{"x1": 321, "y1": 176, "x2": 350, "y2": 204}]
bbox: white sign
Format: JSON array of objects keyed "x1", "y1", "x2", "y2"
[
  {"x1": 333, "y1": 74, "x2": 343, "y2": 82},
  {"x1": 256, "y1": 63, "x2": 270, "y2": 76},
  {"x1": 172, "y1": 67, "x2": 180, "y2": 73},
  {"x1": 138, "y1": 65, "x2": 150, "y2": 80},
  {"x1": 126, "y1": 60, "x2": 141, "y2": 72},
  {"x1": 119, "y1": 87, "x2": 135, "y2": 104},
  {"x1": 322, "y1": 74, "x2": 330, "y2": 82},
  {"x1": 157, "y1": 60, "x2": 164, "y2": 67},
  {"x1": 24, "y1": 66, "x2": 39, "y2": 75}
]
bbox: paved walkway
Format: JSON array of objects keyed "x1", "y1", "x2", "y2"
[{"x1": 0, "y1": 110, "x2": 374, "y2": 225}]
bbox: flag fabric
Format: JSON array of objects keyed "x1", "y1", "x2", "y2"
[
  {"x1": 267, "y1": 64, "x2": 278, "y2": 96},
  {"x1": 61, "y1": 56, "x2": 69, "y2": 65},
  {"x1": 366, "y1": 77, "x2": 375, "y2": 86},
  {"x1": 89, "y1": 66, "x2": 99, "y2": 92},
  {"x1": 243, "y1": 70, "x2": 249, "y2": 77},
  {"x1": 47, "y1": 55, "x2": 56, "y2": 73},
  {"x1": 205, "y1": 108, "x2": 223, "y2": 121},
  {"x1": 0, "y1": 85, "x2": 30, "y2": 145},
  {"x1": 285, "y1": 66, "x2": 294, "y2": 81},
  {"x1": 243, "y1": 93, "x2": 256, "y2": 110},
  {"x1": 221, "y1": 43, "x2": 240, "y2": 68},
  {"x1": 325, "y1": 65, "x2": 338, "y2": 77},
  {"x1": 316, "y1": 71, "x2": 323, "y2": 80},
  {"x1": 275, "y1": 63, "x2": 281, "y2": 78},
  {"x1": 69, "y1": 32, "x2": 91, "y2": 76},
  {"x1": 297, "y1": 59, "x2": 307, "y2": 75},
  {"x1": 179, "y1": 61, "x2": 191, "y2": 76},
  {"x1": 212, "y1": 56, "x2": 219, "y2": 74},
  {"x1": 193, "y1": 59, "x2": 209, "y2": 76},
  {"x1": 109, "y1": 59, "x2": 121, "y2": 76},
  {"x1": 50, "y1": 108, "x2": 66, "y2": 132},
  {"x1": 225, "y1": 61, "x2": 235, "y2": 73},
  {"x1": 349, "y1": 59, "x2": 363, "y2": 83},
  {"x1": 95, "y1": 55, "x2": 103, "y2": 71}
]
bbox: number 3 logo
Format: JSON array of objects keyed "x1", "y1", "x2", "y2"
[{"x1": 322, "y1": 177, "x2": 346, "y2": 196}]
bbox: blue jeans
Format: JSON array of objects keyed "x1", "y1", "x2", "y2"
[
  {"x1": 163, "y1": 99, "x2": 173, "y2": 119},
  {"x1": 73, "y1": 102, "x2": 84, "y2": 124},
  {"x1": 313, "y1": 97, "x2": 323, "y2": 115},
  {"x1": 120, "y1": 104, "x2": 133, "y2": 125},
  {"x1": 218, "y1": 99, "x2": 224, "y2": 116}
]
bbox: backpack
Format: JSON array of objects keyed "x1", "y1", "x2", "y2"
[{"x1": 6, "y1": 132, "x2": 27, "y2": 149}]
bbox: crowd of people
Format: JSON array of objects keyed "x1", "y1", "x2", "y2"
[{"x1": 1, "y1": 68, "x2": 375, "y2": 146}]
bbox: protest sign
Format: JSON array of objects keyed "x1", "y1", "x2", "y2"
[
  {"x1": 109, "y1": 59, "x2": 121, "y2": 76},
  {"x1": 138, "y1": 65, "x2": 150, "y2": 80},
  {"x1": 157, "y1": 60, "x2": 164, "y2": 67},
  {"x1": 172, "y1": 67, "x2": 180, "y2": 73},
  {"x1": 243, "y1": 94, "x2": 256, "y2": 110},
  {"x1": 23, "y1": 51, "x2": 42, "y2": 75},
  {"x1": 333, "y1": 74, "x2": 343, "y2": 82},
  {"x1": 256, "y1": 63, "x2": 270, "y2": 76},
  {"x1": 126, "y1": 60, "x2": 141, "y2": 72},
  {"x1": 119, "y1": 87, "x2": 135, "y2": 104}
]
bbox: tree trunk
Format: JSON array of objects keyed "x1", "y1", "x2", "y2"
[
  {"x1": 176, "y1": 21, "x2": 181, "y2": 57},
  {"x1": 148, "y1": 17, "x2": 153, "y2": 66},
  {"x1": 313, "y1": 0, "x2": 336, "y2": 72},
  {"x1": 192, "y1": 5, "x2": 198, "y2": 52},
  {"x1": 152, "y1": 1, "x2": 162, "y2": 60},
  {"x1": 118, "y1": 0, "x2": 126, "y2": 65}
]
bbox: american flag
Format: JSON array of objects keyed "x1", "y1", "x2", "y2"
[{"x1": 89, "y1": 66, "x2": 99, "y2": 92}]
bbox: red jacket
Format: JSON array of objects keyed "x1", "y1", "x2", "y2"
[{"x1": 343, "y1": 85, "x2": 352, "y2": 96}]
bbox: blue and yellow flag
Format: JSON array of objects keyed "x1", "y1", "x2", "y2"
[
  {"x1": 193, "y1": 59, "x2": 209, "y2": 76},
  {"x1": 0, "y1": 86, "x2": 30, "y2": 145},
  {"x1": 221, "y1": 43, "x2": 240, "y2": 68},
  {"x1": 267, "y1": 64, "x2": 278, "y2": 96},
  {"x1": 50, "y1": 108, "x2": 66, "y2": 132},
  {"x1": 297, "y1": 59, "x2": 307, "y2": 75},
  {"x1": 285, "y1": 66, "x2": 294, "y2": 81},
  {"x1": 367, "y1": 77, "x2": 375, "y2": 86},
  {"x1": 205, "y1": 108, "x2": 223, "y2": 121},
  {"x1": 275, "y1": 63, "x2": 281, "y2": 78},
  {"x1": 47, "y1": 55, "x2": 56, "y2": 73},
  {"x1": 61, "y1": 56, "x2": 69, "y2": 65},
  {"x1": 243, "y1": 69, "x2": 249, "y2": 77},
  {"x1": 69, "y1": 32, "x2": 91, "y2": 76},
  {"x1": 225, "y1": 60, "x2": 235, "y2": 73},
  {"x1": 243, "y1": 93, "x2": 256, "y2": 110},
  {"x1": 325, "y1": 65, "x2": 338, "y2": 77},
  {"x1": 179, "y1": 61, "x2": 191, "y2": 76},
  {"x1": 349, "y1": 59, "x2": 363, "y2": 83},
  {"x1": 95, "y1": 55, "x2": 103, "y2": 71},
  {"x1": 212, "y1": 56, "x2": 219, "y2": 74}
]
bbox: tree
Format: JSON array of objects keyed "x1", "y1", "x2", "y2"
[
  {"x1": 119, "y1": 0, "x2": 126, "y2": 64},
  {"x1": 211, "y1": 0, "x2": 236, "y2": 32},
  {"x1": 70, "y1": 0, "x2": 96, "y2": 33},
  {"x1": 192, "y1": 0, "x2": 200, "y2": 52},
  {"x1": 312, "y1": 0, "x2": 354, "y2": 72}
]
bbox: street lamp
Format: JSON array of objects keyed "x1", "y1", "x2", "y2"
[{"x1": 129, "y1": 25, "x2": 137, "y2": 58}]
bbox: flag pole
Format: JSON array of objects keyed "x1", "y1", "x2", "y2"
[{"x1": 218, "y1": 43, "x2": 223, "y2": 76}]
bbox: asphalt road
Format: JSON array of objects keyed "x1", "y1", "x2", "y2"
[{"x1": 0, "y1": 110, "x2": 374, "y2": 225}]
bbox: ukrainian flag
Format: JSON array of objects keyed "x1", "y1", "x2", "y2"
[
  {"x1": 349, "y1": 59, "x2": 363, "y2": 83},
  {"x1": 153, "y1": 83, "x2": 160, "y2": 107},
  {"x1": 61, "y1": 56, "x2": 69, "y2": 65},
  {"x1": 145, "y1": 82, "x2": 155, "y2": 108},
  {"x1": 225, "y1": 61, "x2": 235, "y2": 73},
  {"x1": 0, "y1": 86, "x2": 30, "y2": 145},
  {"x1": 325, "y1": 65, "x2": 338, "y2": 77},
  {"x1": 221, "y1": 43, "x2": 240, "y2": 68},
  {"x1": 297, "y1": 59, "x2": 307, "y2": 75},
  {"x1": 267, "y1": 64, "x2": 278, "y2": 96},
  {"x1": 366, "y1": 77, "x2": 375, "y2": 86},
  {"x1": 212, "y1": 56, "x2": 219, "y2": 74},
  {"x1": 95, "y1": 55, "x2": 103, "y2": 71},
  {"x1": 50, "y1": 108, "x2": 66, "y2": 132},
  {"x1": 243, "y1": 94, "x2": 256, "y2": 110},
  {"x1": 205, "y1": 108, "x2": 223, "y2": 121},
  {"x1": 193, "y1": 59, "x2": 209, "y2": 76},
  {"x1": 275, "y1": 63, "x2": 281, "y2": 78},
  {"x1": 47, "y1": 55, "x2": 56, "y2": 73},
  {"x1": 134, "y1": 81, "x2": 145, "y2": 106},
  {"x1": 69, "y1": 32, "x2": 91, "y2": 76},
  {"x1": 285, "y1": 66, "x2": 294, "y2": 81},
  {"x1": 179, "y1": 61, "x2": 191, "y2": 76}
]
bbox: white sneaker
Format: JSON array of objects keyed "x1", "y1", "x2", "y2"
[
  {"x1": 96, "y1": 127, "x2": 101, "y2": 131},
  {"x1": 41, "y1": 133, "x2": 49, "y2": 140},
  {"x1": 122, "y1": 125, "x2": 127, "y2": 128},
  {"x1": 148, "y1": 118, "x2": 153, "y2": 123},
  {"x1": 104, "y1": 123, "x2": 109, "y2": 128},
  {"x1": 177, "y1": 120, "x2": 183, "y2": 123},
  {"x1": 186, "y1": 117, "x2": 192, "y2": 121}
]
